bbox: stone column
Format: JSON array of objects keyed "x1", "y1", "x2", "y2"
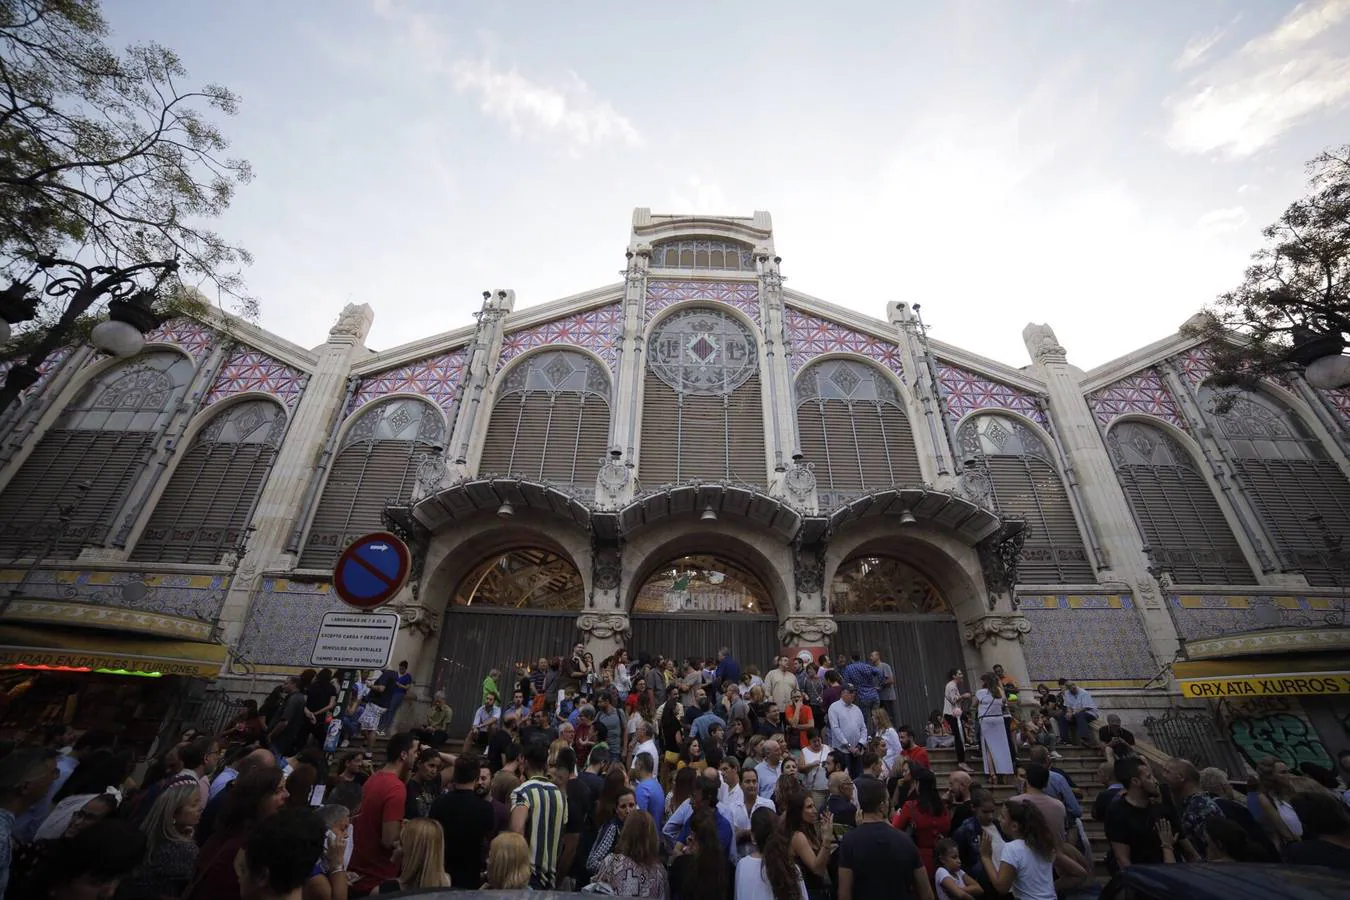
[
  {"x1": 216, "y1": 304, "x2": 374, "y2": 645},
  {"x1": 758, "y1": 251, "x2": 794, "y2": 485},
  {"x1": 449, "y1": 290, "x2": 513, "y2": 479},
  {"x1": 596, "y1": 247, "x2": 647, "y2": 507},
  {"x1": 889, "y1": 302, "x2": 956, "y2": 485},
  {"x1": 1021, "y1": 323, "x2": 1181, "y2": 666}
]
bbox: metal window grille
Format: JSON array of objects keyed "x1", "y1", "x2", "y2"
[
  {"x1": 299, "y1": 398, "x2": 444, "y2": 570},
  {"x1": 957, "y1": 414, "x2": 1094, "y2": 584},
  {"x1": 478, "y1": 350, "x2": 610, "y2": 494},
  {"x1": 0, "y1": 352, "x2": 194, "y2": 559},
  {"x1": 795, "y1": 359, "x2": 922, "y2": 508},
  {"x1": 1107, "y1": 421, "x2": 1253, "y2": 584},
  {"x1": 649, "y1": 238, "x2": 755, "y2": 271},
  {"x1": 1200, "y1": 390, "x2": 1350, "y2": 586},
  {"x1": 132, "y1": 399, "x2": 286, "y2": 564}
]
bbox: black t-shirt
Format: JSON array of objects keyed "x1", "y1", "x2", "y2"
[
  {"x1": 1104, "y1": 796, "x2": 1164, "y2": 868},
  {"x1": 273, "y1": 691, "x2": 308, "y2": 749},
  {"x1": 566, "y1": 777, "x2": 594, "y2": 834},
  {"x1": 518, "y1": 724, "x2": 557, "y2": 748},
  {"x1": 950, "y1": 800, "x2": 974, "y2": 833},
  {"x1": 429, "y1": 788, "x2": 495, "y2": 889},
  {"x1": 1094, "y1": 786, "x2": 1122, "y2": 822},
  {"x1": 487, "y1": 728, "x2": 512, "y2": 771},
  {"x1": 578, "y1": 770, "x2": 605, "y2": 801},
  {"x1": 306, "y1": 680, "x2": 337, "y2": 714},
  {"x1": 838, "y1": 820, "x2": 922, "y2": 899},
  {"x1": 1285, "y1": 838, "x2": 1350, "y2": 872},
  {"x1": 826, "y1": 794, "x2": 857, "y2": 827}
]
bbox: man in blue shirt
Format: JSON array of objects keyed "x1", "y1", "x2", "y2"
[
  {"x1": 691, "y1": 699, "x2": 726, "y2": 745},
  {"x1": 841, "y1": 652, "x2": 882, "y2": 734},
  {"x1": 713, "y1": 647, "x2": 740, "y2": 693},
  {"x1": 674, "y1": 773, "x2": 735, "y2": 862},
  {"x1": 631, "y1": 751, "x2": 664, "y2": 829}
]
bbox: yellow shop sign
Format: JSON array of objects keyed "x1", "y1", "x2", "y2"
[{"x1": 1179, "y1": 673, "x2": 1350, "y2": 698}]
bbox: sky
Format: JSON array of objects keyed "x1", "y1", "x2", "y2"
[{"x1": 103, "y1": 0, "x2": 1350, "y2": 371}]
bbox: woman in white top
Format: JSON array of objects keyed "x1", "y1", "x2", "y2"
[
  {"x1": 735, "y1": 806, "x2": 809, "y2": 900},
  {"x1": 979, "y1": 798, "x2": 1085, "y2": 900},
  {"x1": 871, "y1": 707, "x2": 902, "y2": 776},
  {"x1": 799, "y1": 729, "x2": 830, "y2": 809},
  {"x1": 975, "y1": 673, "x2": 1013, "y2": 784}
]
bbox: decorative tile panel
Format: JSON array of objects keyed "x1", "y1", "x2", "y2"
[
  {"x1": 0, "y1": 567, "x2": 228, "y2": 623},
  {"x1": 146, "y1": 319, "x2": 216, "y2": 361},
  {"x1": 349, "y1": 347, "x2": 468, "y2": 416},
  {"x1": 203, "y1": 346, "x2": 309, "y2": 409},
  {"x1": 1319, "y1": 388, "x2": 1350, "y2": 430},
  {"x1": 500, "y1": 303, "x2": 623, "y2": 373},
  {"x1": 1086, "y1": 368, "x2": 1187, "y2": 430},
  {"x1": 646, "y1": 280, "x2": 761, "y2": 326},
  {"x1": 1169, "y1": 593, "x2": 1345, "y2": 641},
  {"x1": 1176, "y1": 346, "x2": 1213, "y2": 386},
  {"x1": 937, "y1": 363, "x2": 1047, "y2": 426},
  {"x1": 236, "y1": 577, "x2": 343, "y2": 666},
  {"x1": 1019, "y1": 594, "x2": 1156, "y2": 682},
  {"x1": 784, "y1": 307, "x2": 905, "y2": 376}
]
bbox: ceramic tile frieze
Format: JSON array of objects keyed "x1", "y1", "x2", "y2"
[
  {"x1": 646, "y1": 280, "x2": 761, "y2": 326},
  {"x1": 1019, "y1": 595, "x2": 1155, "y2": 682},
  {"x1": 236, "y1": 577, "x2": 343, "y2": 665},
  {"x1": 937, "y1": 362, "x2": 1047, "y2": 426},
  {"x1": 1086, "y1": 368, "x2": 1187, "y2": 431},
  {"x1": 203, "y1": 346, "x2": 309, "y2": 409},
  {"x1": 500, "y1": 303, "x2": 623, "y2": 373},
  {"x1": 784, "y1": 307, "x2": 904, "y2": 376},
  {"x1": 348, "y1": 347, "x2": 468, "y2": 416},
  {"x1": 146, "y1": 319, "x2": 217, "y2": 362}
]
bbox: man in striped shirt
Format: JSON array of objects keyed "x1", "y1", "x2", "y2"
[{"x1": 509, "y1": 740, "x2": 568, "y2": 889}]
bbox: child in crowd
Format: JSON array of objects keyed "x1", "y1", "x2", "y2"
[{"x1": 934, "y1": 837, "x2": 982, "y2": 900}]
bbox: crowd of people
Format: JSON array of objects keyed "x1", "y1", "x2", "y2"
[{"x1": 0, "y1": 647, "x2": 1349, "y2": 900}]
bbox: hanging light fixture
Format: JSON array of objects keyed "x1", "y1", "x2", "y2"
[
  {"x1": 898, "y1": 508, "x2": 918, "y2": 526},
  {"x1": 91, "y1": 289, "x2": 162, "y2": 357},
  {"x1": 700, "y1": 502, "x2": 718, "y2": 522},
  {"x1": 497, "y1": 500, "x2": 514, "y2": 518}
]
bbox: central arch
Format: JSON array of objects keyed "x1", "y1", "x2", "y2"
[{"x1": 624, "y1": 525, "x2": 787, "y2": 673}]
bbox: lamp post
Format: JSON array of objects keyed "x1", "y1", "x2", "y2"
[
  {"x1": 1286, "y1": 326, "x2": 1350, "y2": 390},
  {"x1": 0, "y1": 255, "x2": 178, "y2": 415}
]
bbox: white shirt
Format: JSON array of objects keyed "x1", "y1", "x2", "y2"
[
  {"x1": 632, "y1": 738, "x2": 659, "y2": 769},
  {"x1": 472, "y1": 704, "x2": 502, "y2": 729},
  {"x1": 800, "y1": 744, "x2": 829, "y2": 792},
  {"x1": 943, "y1": 680, "x2": 964, "y2": 718},
  {"x1": 982, "y1": 823, "x2": 1006, "y2": 864},
  {"x1": 722, "y1": 796, "x2": 779, "y2": 859},
  {"x1": 879, "y1": 727, "x2": 902, "y2": 773},
  {"x1": 764, "y1": 669, "x2": 795, "y2": 708},
  {"x1": 828, "y1": 699, "x2": 867, "y2": 751},
  {"x1": 997, "y1": 839, "x2": 1056, "y2": 900},
  {"x1": 935, "y1": 866, "x2": 976, "y2": 900},
  {"x1": 735, "y1": 856, "x2": 809, "y2": 900}
]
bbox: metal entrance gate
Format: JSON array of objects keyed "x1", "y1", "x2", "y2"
[
  {"x1": 435, "y1": 608, "x2": 578, "y2": 734},
  {"x1": 833, "y1": 616, "x2": 964, "y2": 731},
  {"x1": 630, "y1": 614, "x2": 780, "y2": 672}
]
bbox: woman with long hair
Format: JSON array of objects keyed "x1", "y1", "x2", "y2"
[
  {"x1": 892, "y1": 766, "x2": 951, "y2": 877},
  {"x1": 678, "y1": 736, "x2": 706, "y2": 772},
  {"x1": 591, "y1": 810, "x2": 667, "y2": 898},
  {"x1": 1252, "y1": 756, "x2": 1303, "y2": 847},
  {"x1": 119, "y1": 783, "x2": 203, "y2": 900},
  {"x1": 305, "y1": 668, "x2": 339, "y2": 747},
  {"x1": 285, "y1": 763, "x2": 319, "y2": 808},
  {"x1": 976, "y1": 673, "x2": 1014, "y2": 785},
  {"x1": 979, "y1": 799, "x2": 1085, "y2": 900},
  {"x1": 872, "y1": 707, "x2": 902, "y2": 775},
  {"x1": 674, "y1": 808, "x2": 729, "y2": 900},
  {"x1": 485, "y1": 832, "x2": 532, "y2": 890},
  {"x1": 660, "y1": 695, "x2": 684, "y2": 784},
  {"x1": 586, "y1": 783, "x2": 637, "y2": 876},
  {"x1": 186, "y1": 767, "x2": 288, "y2": 900},
  {"x1": 783, "y1": 789, "x2": 834, "y2": 900},
  {"x1": 667, "y1": 765, "x2": 697, "y2": 819},
  {"x1": 773, "y1": 757, "x2": 802, "y2": 811},
  {"x1": 373, "y1": 819, "x2": 449, "y2": 893},
  {"x1": 736, "y1": 806, "x2": 808, "y2": 900}
]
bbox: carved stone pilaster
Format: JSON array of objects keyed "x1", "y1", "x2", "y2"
[
  {"x1": 962, "y1": 614, "x2": 1031, "y2": 649},
  {"x1": 591, "y1": 537, "x2": 622, "y2": 610},
  {"x1": 577, "y1": 612, "x2": 631, "y2": 643},
  {"x1": 778, "y1": 615, "x2": 838, "y2": 647},
  {"x1": 391, "y1": 601, "x2": 438, "y2": 638},
  {"x1": 595, "y1": 452, "x2": 632, "y2": 507},
  {"x1": 791, "y1": 540, "x2": 826, "y2": 613}
]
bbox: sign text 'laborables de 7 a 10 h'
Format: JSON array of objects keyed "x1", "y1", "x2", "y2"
[
  {"x1": 1180, "y1": 674, "x2": 1350, "y2": 698},
  {"x1": 310, "y1": 611, "x2": 400, "y2": 669}
]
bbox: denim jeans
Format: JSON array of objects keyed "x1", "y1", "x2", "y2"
[{"x1": 381, "y1": 691, "x2": 405, "y2": 730}]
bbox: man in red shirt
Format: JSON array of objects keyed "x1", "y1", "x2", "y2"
[
  {"x1": 898, "y1": 724, "x2": 930, "y2": 769},
  {"x1": 351, "y1": 732, "x2": 418, "y2": 893}
]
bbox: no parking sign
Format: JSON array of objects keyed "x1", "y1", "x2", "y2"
[{"x1": 332, "y1": 531, "x2": 411, "y2": 611}]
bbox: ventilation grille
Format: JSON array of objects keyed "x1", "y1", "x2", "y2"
[
  {"x1": 1116, "y1": 464, "x2": 1253, "y2": 584},
  {"x1": 0, "y1": 430, "x2": 156, "y2": 559},
  {"x1": 638, "y1": 371, "x2": 766, "y2": 486},
  {"x1": 983, "y1": 456, "x2": 1094, "y2": 584},
  {"x1": 132, "y1": 443, "x2": 278, "y2": 564},
  {"x1": 796, "y1": 399, "x2": 922, "y2": 504},
  {"x1": 299, "y1": 440, "x2": 423, "y2": 570},
  {"x1": 1234, "y1": 458, "x2": 1350, "y2": 587},
  {"x1": 478, "y1": 393, "x2": 609, "y2": 492}
]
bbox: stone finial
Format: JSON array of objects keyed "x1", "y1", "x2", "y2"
[
  {"x1": 329, "y1": 303, "x2": 374, "y2": 341},
  {"x1": 1023, "y1": 322, "x2": 1067, "y2": 364}
]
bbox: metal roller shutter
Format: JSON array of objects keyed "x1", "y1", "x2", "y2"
[
  {"x1": 629, "y1": 614, "x2": 780, "y2": 673},
  {"x1": 795, "y1": 399, "x2": 922, "y2": 497},
  {"x1": 832, "y1": 616, "x2": 964, "y2": 731},
  {"x1": 299, "y1": 440, "x2": 422, "y2": 570}
]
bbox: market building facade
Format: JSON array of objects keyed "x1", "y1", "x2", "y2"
[{"x1": 0, "y1": 209, "x2": 1347, "y2": 768}]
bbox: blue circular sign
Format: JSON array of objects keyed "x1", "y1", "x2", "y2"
[{"x1": 333, "y1": 532, "x2": 411, "y2": 610}]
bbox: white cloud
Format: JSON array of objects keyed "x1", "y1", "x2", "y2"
[
  {"x1": 1196, "y1": 205, "x2": 1249, "y2": 235},
  {"x1": 1174, "y1": 23, "x2": 1231, "y2": 70},
  {"x1": 1165, "y1": 0, "x2": 1350, "y2": 156},
  {"x1": 451, "y1": 57, "x2": 643, "y2": 152}
]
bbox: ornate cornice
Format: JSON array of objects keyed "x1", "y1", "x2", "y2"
[
  {"x1": 4, "y1": 599, "x2": 215, "y2": 641},
  {"x1": 963, "y1": 614, "x2": 1031, "y2": 648},
  {"x1": 1184, "y1": 627, "x2": 1350, "y2": 661}
]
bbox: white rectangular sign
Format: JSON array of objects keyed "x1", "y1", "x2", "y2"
[{"x1": 311, "y1": 611, "x2": 400, "y2": 669}]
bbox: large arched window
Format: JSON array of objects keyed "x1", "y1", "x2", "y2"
[
  {"x1": 639, "y1": 308, "x2": 766, "y2": 486},
  {"x1": 1107, "y1": 420, "x2": 1253, "y2": 584},
  {"x1": 455, "y1": 549, "x2": 585, "y2": 611},
  {"x1": 795, "y1": 358, "x2": 922, "y2": 508},
  {"x1": 959, "y1": 414, "x2": 1094, "y2": 584},
  {"x1": 478, "y1": 350, "x2": 610, "y2": 493},
  {"x1": 1202, "y1": 391, "x2": 1350, "y2": 586},
  {"x1": 830, "y1": 556, "x2": 950, "y2": 615},
  {"x1": 132, "y1": 399, "x2": 286, "y2": 563},
  {"x1": 299, "y1": 397, "x2": 444, "y2": 570},
  {"x1": 649, "y1": 238, "x2": 754, "y2": 271},
  {"x1": 0, "y1": 351, "x2": 194, "y2": 559}
]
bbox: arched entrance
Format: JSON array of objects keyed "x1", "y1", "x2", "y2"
[
  {"x1": 435, "y1": 547, "x2": 582, "y2": 720},
  {"x1": 629, "y1": 554, "x2": 780, "y2": 670},
  {"x1": 830, "y1": 555, "x2": 964, "y2": 730}
]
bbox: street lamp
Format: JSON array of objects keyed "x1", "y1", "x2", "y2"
[
  {"x1": 0, "y1": 256, "x2": 178, "y2": 415},
  {"x1": 1286, "y1": 326, "x2": 1350, "y2": 390}
]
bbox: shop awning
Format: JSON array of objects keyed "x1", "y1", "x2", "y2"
[
  {"x1": 1174, "y1": 655, "x2": 1350, "y2": 698},
  {"x1": 0, "y1": 623, "x2": 227, "y2": 678}
]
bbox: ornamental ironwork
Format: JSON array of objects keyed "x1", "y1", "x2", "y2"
[{"x1": 648, "y1": 308, "x2": 758, "y2": 396}]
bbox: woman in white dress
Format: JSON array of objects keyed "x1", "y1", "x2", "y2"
[{"x1": 976, "y1": 672, "x2": 1014, "y2": 784}]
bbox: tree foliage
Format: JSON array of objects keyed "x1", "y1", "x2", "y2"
[
  {"x1": 1186, "y1": 145, "x2": 1350, "y2": 390},
  {"x1": 0, "y1": 0, "x2": 254, "y2": 319}
]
